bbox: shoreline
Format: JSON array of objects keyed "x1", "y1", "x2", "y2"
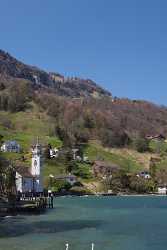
[
  {"x1": 1, "y1": 193, "x2": 166, "y2": 218},
  {"x1": 55, "y1": 193, "x2": 167, "y2": 198}
]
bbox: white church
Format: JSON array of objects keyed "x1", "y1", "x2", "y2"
[{"x1": 15, "y1": 143, "x2": 43, "y2": 193}]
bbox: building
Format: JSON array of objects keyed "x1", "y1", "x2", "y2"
[
  {"x1": 54, "y1": 174, "x2": 77, "y2": 186},
  {"x1": 50, "y1": 147, "x2": 59, "y2": 158},
  {"x1": 31, "y1": 143, "x2": 43, "y2": 192},
  {"x1": 15, "y1": 165, "x2": 33, "y2": 193},
  {"x1": 1, "y1": 140, "x2": 21, "y2": 153},
  {"x1": 137, "y1": 171, "x2": 151, "y2": 179},
  {"x1": 157, "y1": 186, "x2": 167, "y2": 195},
  {"x1": 145, "y1": 134, "x2": 166, "y2": 141},
  {"x1": 72, "y1": 148, "x2": 79, "y2": 160},
  {"x1": 15, "y1": 143, "x2": 43, "y2": 193}
]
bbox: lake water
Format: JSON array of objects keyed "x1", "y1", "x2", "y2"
[{"x1": 1, "y1": 196, "x2": 167, "y2": 250}]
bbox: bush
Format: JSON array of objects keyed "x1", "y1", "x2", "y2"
[
  {"x1": 49, "y1": 180, "x2": 71, "y2": 192},
  {"x1": 0, "y1": 81, "x2": 32, "y2": 112},
  {"x1": 149, "y1": 140, "x2": 167, "y2": 154},
  {"x1": 132, "y1": 137, "x2": 149, "y2": 153},
  {"x1": 103, "y1": 171, "x2": 130, "y2": 193},
  {"x1": 101, "y1": 130, "x2": 130, "y2": 148},
  {"x1": 73, "y1": 163, "x2": 92, "y2": 179},
  {"x1": 129, "y1": 176, "x2": 155, "y2": 193}
]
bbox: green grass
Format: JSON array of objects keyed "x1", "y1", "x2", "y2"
[
  {"x1": 0, "y1": 104, "x2": 148, "y2": 189},
  {"x1": 0, "y1": 105, "x2": 62, "y2": 174},
  {"x1": 149, "y1": 140, "x2": 167, "y2": 154},
  {"x1": 42, "y1": 159, "x2": 66, "y2": 187},
  {"x1": 1, "y1": 152, "x2": 22, "y2": 161},
  {"x1": 73, "y1": 162, "x2": 93, "y2": 180},
  {"x1": 0, "y1": 104, "x2": 62, "y2": 152},
  {"x1": 43, "y1": 159, "x2": 66, "y2": 177},
  {"x1": 1, "y1": 132, "x2": 62, "y2": 151},
  {"x1": 153, "y1": 157, "x2": 167, "y2": 170},
  {"x1": 84, "y1": 143, "x2": 144, "y2": 173}
]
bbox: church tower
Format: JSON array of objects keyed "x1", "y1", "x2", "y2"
[
  {"x1": 31, "y1": 143, "x2": 42, "y2": 176},
  {"x1": 31, "y1": 143, "x2": 43, "y2": 192}
]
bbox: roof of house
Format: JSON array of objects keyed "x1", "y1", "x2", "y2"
[
  {"x1": 146, "y1": 134, "x2": 166, "y2": 140},
  {"x1": 15, "y1": 165, "x2": 32, "y2": 178},
  {"x1": 2, "y1": 140, "x2": 20, "y2": 146},
  {"x1": 139, "y1": 171, "x2": 150, "y2": 175}
]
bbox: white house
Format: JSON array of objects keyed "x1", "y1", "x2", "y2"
[
  {"x1": 1, "y1": 140, "x2": 21, "y2": 153},
  {"x1": 54, "y1": 174, "x2": 77, "y2": 186},
  {"x1": 157, "y1": 186, "x2": 167, "y2": 195},
  {"x1": 137, "y1": 171, "x2": 151, "y2": 179},
  {"x1": 50, "y1": 147, "x2": 59, "y2": 158},
  {"x1": 15, "y1": 143, "x2": 43, "y2": 193},
  {"x1": 72, "y1": 148, "x2": 79, "y2": 160},
  {"x1": 15, "y1": 166, "x2": 33, "y2": 193}
]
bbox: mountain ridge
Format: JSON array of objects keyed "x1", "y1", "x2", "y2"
[
  {"x1": 1, "y1": 49, "x2": 167, "y2": 145},
  {"x1": 0, "y1": 49, "x2": 111, "y2": 98}
]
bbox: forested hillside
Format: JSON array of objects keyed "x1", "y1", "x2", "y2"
[
  {"x1": 1, "y1": 49, "x2": 167, "y2": 194},
  {"x1": 0, "y1": 50, "x2": 167, "y2": 148}
]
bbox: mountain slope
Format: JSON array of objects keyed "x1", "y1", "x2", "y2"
[
  {"x1": 0, "y1": 49, "x2": 111, "y2": 98},
  {"x1": 1, "y1": 49, "x2": 167, "y2": 145},
  {"x1": 1, "y1": 50, "x2": 167, "y2": 193}
]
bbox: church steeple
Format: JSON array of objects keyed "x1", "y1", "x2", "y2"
[
  {"x1": 31, "y1": 143, "x2": 42, "y2": 177},
  {"x1": 31, "y1": 142, "x2": 43, "y2": 193}
]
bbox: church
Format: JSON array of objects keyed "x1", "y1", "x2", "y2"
[{"x1": 15, "y1": 143, "x2": 43, "y2": 193}]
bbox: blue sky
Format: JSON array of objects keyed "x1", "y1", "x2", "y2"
[{"x1": 0, "y1": 0, "x2": 166, "y2": 104}]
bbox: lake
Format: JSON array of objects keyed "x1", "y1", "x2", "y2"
[{"x1": 1, "y1": 196, "x2": 167, "y2": 250}]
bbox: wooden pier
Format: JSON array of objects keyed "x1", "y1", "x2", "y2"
[
  {"x1": 0, "y1": 194, "x2": 54, "y2": 215},
  {"x1": 0, "y1": 197, "x2": 8, "y2": 216}
]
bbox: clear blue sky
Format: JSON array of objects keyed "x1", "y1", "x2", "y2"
[{"x1": 0, "y1": 0, "x2": 166, "y2": 104}]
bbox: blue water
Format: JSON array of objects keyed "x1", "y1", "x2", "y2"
[{"x1": 1, "y1": 196, "x2": 167, "y2": 250}]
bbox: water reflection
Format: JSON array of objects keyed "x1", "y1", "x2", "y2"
[{"x1": 0, "y1": 218, "x2": 102, "y2": 238}]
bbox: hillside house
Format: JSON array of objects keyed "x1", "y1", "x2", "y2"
[
  {"x1": 15, "y1": 143, "x2": 43, "y2": 193},
  {"x1": 1, "y1": 140, "x2": 21, "y2": 153},
  {"x1": 54, "y1": 174, "x2": 77, "y2": 186},
  {"x1": 137, "y1": 171, "x2": 151, "y2": 179},
  {"x1": 157, "y1": 186, "x2": 167, "y2": 195},
  {"x1": 50, "y1": 147, "x2": 59, "y2": 158},
  {"x1": 72, "y1": 148, "x2": 79, "y2": 160},
  {"x1": 15, "y1": 165, "x2": 34, "y2": 193},
  {"x1": 92, "y1": 161, "x2": 120, "y2": 178},
  {"x1": 145, "y1": 134, "x2": 166, "y2": 141}
]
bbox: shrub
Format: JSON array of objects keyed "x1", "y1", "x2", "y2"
[
  {"x1": 73, "y1": 163, "x2": 92, "y2": 179},
  {"x1": 149, "y1": 140, "x2": 167, "y2": 154},
  {"x1": 101, "y1": 130, "x2": 130, "y2": 147},
  {"x1": 50, "y1": 180, "x2": 71, "y2": 192},
  {"x1": 132, "y1": 137, "x2": 149, "y2": 153},
  {"x1": 129, "y1": 176, "x2": 155, "y2": 193}
]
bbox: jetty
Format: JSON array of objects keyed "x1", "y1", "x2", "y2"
[
  {"x1": 0, "y1": 196, "x2": 9, "y2": 216},
  {"x1": 0, "y1": 194, "x2": 54, "y2": 216}
]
